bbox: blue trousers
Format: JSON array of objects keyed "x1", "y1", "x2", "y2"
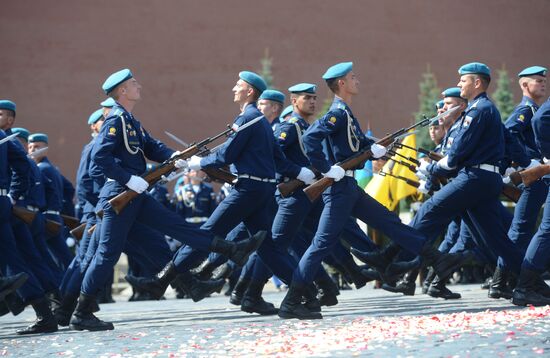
[
  {"x1": 0, "y1": 198, "x2": 44, "y2": 302},
  {"x1": 410, "y1": 168, "x2": 523, "y2": 273},
  {"x1": 522, "y1": 178, "x2": 550, "y2": 272},
  {"x1": 81, "y1": 193, "x2": 213, "y2": 296},
  {"x1": 44, "y1": 213, "x2": 74, "y2": 270},
  {"x1": 293, "y1": 176, "x2": 426, "y2": 284}
]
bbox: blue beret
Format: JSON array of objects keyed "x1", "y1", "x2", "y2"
[
  {"x1": 280, "y1": 105, "x2": 293, "y2": 120},
  {"x1": 100, "y1": 97, "x2": 116, "y2": 108},
  {"x1": 11, "y1": 127, "x2": 29, "y2": 141},
  {"x1": 239, "y1": 71, "x2": 267, "y2": 93},
  {"x1": 102, "y1": 69, "x2": 133, "y2": 95},
  {"x1": 88, "y1": 109, "x2": 104, "y2": 125},
  {"x1": 518, "y1": 66, "x2": 547, "y2": 78},
  {"x1": 442, "y1": 87, "x2": 463, "y2": 98},
  {"x1": 458, "y1": 62, "x2": 491, "y2": 77},
  {"x1": 435, "y1": 100, "x2": 445, "y2": 111},
  {"x1": 288, "y1": 83, "x2": 317, "y2": 94},
  {"x1": 322, "y1": 62, "x2": 353, "y2": 80},
  {"x1": 28, "y1": 133, "x2": 48, "y2": 144},
  {"x1": 259, "y1": 89, "x2": 285, "y2": 104},
  {"x1": 0, "y1": 100, "x2": 16, "y2": 113}
]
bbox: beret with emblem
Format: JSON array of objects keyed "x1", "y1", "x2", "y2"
[
  {"x1": 259, "y1": 89, "x2": 285, "y2": 104},
  {"x1": 28, "y1": 133, "x2": 48, "y2": 144},
  {"x1": 518, "y1": 66, "x2": 547, "y2": 78},
  {"x1": 100, "y1": 97, "x2": 116, "y2": 108},
  {"x1": 322, "y1": 62, "x2": 353, "y2": 80},
  {"x1": 0, "y1": 100, "x2": 16, "y2": 113},
  {"x1": 88, "y1": 109, "x2": 104, "y2": 125},
  {"x1": 11, "y1": 127, "x2": 29, "y2": 141},
  {"x1": 458, "y1": 62, "x2": 491, "y2": 77},
  {"x1": 239, "y1": 71, "x2": 267, "y2": 94},
  {"x1": 102, "y1": 68, "x2": 133, "y2": 95},
  {"x1": 288, "y1": 83, "x2": 317, "y2": 94}
]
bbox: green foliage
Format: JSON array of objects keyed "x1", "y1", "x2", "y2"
[
  {"x1": 414, "y1": 64, "x2": 441, "y2": 150},
  {"x1": 258, "y1": 48, "x2": 274, "y2": 88},
  {"x1": 492, "y1": 66, "x2": 515, "y2": 121}
]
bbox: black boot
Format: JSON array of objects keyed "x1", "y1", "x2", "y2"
[
  {"x1": 70, "y1": 293, "x2": 114, "y2": 331},
  {"x1": 229, "y1": 277, "x2": 250, "y2": 306},
  {"x1": 4, "y1": 292, "x2": 26, "y2": 316},
  {"x1": 534, "y1": 276, "x2": 550, "y2": 298},
  {"x1": 350, "y1": 243, "x2": 400, "y2": 272},
  {"x1": 427, "y1": 275, "x2": 461, "y2": 299},
  {"x1": 195, "y1": 260, "x2": 217, "y2": 281},
  {"x1": 302, "y1": 285, "x2": 321, "y2": 313},
  {"x1": 512, "y1": 269, "x2": 550, "y2": 306},
  {"x1": 54, "y1": 292, "x2": 79, "y2": 327},
  {"x1": 418, "y1": 246, "x2": 463, "y2": 280},
  {"x1": 172, "y1": 271, "x2": 225, "y2": 302},
  {"x1": 125, "y1": 262, "x2": 178, "y2": 300},
  {"x1": 241, "y1": 281, "x2": 278, "y2": 315},
  {"x1": 315, "y1": 278, "x2": 339, "y2": 307},
  {"x1": 16, "y1": 297, "x2": 58, "y2": 335},
  {"x1": 278, "y1": 283, "x2": 322, "y2": 320},
  {"x1": 382, "y1": 269, "x2": 418, "y2": 296},
  {"x1": 422, "y1": 268, "x2": 436, "y2": 294},
  {"x1": 341, "y1": 258, "x2": 377, "y2": 289},
  {"x1": 212, "y1": 263, "x2": 234, "y2": 280},
  {"x1": 0, "y1": 301, "x2": 9, "y2": 317},
  {"x1": 0, "y1": 273, "x2": 28, "y2": 300},
  {"x1": 488, "y1": 268, "x2": 513, "y2": 299},
  {"x1": 210, "y1": 231, "x2": 266, "y2": 266}
]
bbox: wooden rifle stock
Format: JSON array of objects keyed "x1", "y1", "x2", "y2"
[
  {"x1": 202, "y1": 167, "x2": 237, "y2": 185},
  {"x1": 70, "y1": 222, "x2": 86, "y2": 241},
  {"x1": 88, "y1": 224, "x2": 96, "y2": 235},
  {"x1": 501, "y1": 183, "x2": 521, "y2": 203},
  {"x1": 277, "y1": 168, "x2": 322, "y2": 198},
  {"x1": 60, "y1": 214, "x2": 80, "y2": 230},
  {"x1": 12, "y1": 206, "x2": 62, "y2": 236}
]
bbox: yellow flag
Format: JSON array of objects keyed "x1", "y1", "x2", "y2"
[
  {"x1": 391, "y1": 133, "x2": 418, "y2": 206},
  {"x1": 365, "y1": 160, "x2": 395, "y2": 210}
]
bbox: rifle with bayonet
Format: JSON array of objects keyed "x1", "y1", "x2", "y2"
[
  {"x1": 12, "y1": 206, "x2": 62, "y2": 236},
  {"x1": 107, "y1": 117, "x2": 263, "y2": 215},
  {"x1": 379, "y1": 171, "x2": 420, "y2": 188},
  {"x1": 302, "y1": 106, "x2": 461, "y2": 202}
]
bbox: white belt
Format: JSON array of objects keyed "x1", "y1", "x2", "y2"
[
  {"x1": 345, "y1": 170, "x2": 354, "y2": 177},
  {"x1": 471, "y1": 164, "x2": 500, "y2": 173},
  {"x1": 185, "y1": 217, "x2": 209, "y2": 224},
  {"x1": 106, "y1": 178, "x2": 115, "y2": 182},
  {"x1": 26, "y1": 205, "x2": 39, "y2": 212},
  {"x1": 237, "y1": 174, "x2": 277, "y2": 183},
  {"x1": 0, "y1": 189, "x2": 7, "y2": 196},
  {"x1": 43, "y1": 210, "x2": 60, "y2": 215}
]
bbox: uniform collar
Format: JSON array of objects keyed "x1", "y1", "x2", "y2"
[
  {"x1": 521, "y1": 96, "x2": 537, "y2": 108},
  {"x1": 241, "y1": 101, "x2": 257, "y2": 114},
  {"x1": 330, "y1": 96, "x2": 353, "y2": 116},
  {"x1": 289, "y1": 111, "x2": 307, "y2": 124}
]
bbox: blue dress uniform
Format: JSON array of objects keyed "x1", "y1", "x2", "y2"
[
  {"x1": 505, "y1": 88, "x2": 548, "y2": 255},
  {"x1": 175, "y1": 182, "x2": 216, "y2": 225},
  {"x1": 409, "y1": 88, "x2": 523, "y2": 273},
  {"x1": 292, "y1": 96, "x2": 426, "y2": 288}
]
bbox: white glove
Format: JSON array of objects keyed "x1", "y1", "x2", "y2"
[
  {"x1": 417, "y1": 160, "x2": 430, "y2": 175},
  {"x1": 502, "y1": 176, "x2": 511, "y2": 184},
  {"x1": 415, "y1": 170, "x2": 427, "y2": 181},
  {"x1": 170, "y1": 151, "x2": 182, "y2": 159},
  {"x1": 504, "y1": 167, "x2": 515, "y2": 177},
  {"x1": 126, "y1": 175, "x2": 149, "y2": 193},
  {"x1": 187, "y1": 155, "x2": 202, "y2": 170},
  {"x1": 524, "y1": 159, "x2": 541, "y2": 170},
  {"x1": 297, "y1": 167, "x2": 316, "y2": 185},
  {"x1": 174, "y1": 159, "x2": 188, "y2": 169},
  {"x1": 370, "y1": 144, "x2": 387, "y2": 159},
  {"x1": 437, "y1": 156, "x2": 455, "y2": 170},
  {"x1": 544, "y1": 157, "x2": 549, "y2": 164},
  {"x1": 162, "y1": 171, "x2": 179, "y2": 182},
  {"x1": 323, "y1": 165, "x2": 345, "y2": 182},
  {"x1": 418, "y1": 180, "x2": 429, "y2": 194},
  {"x1": 7, "y1": 194, "x2": 16, "y2": 206}
]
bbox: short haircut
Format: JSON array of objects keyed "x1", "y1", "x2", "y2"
[
  {"x1": 3, "y1": 109, "x2": 15, "y2": 118},
  {"x1": 326, "y1": 77, "x2": 343, "y2": 94},
  {"x1": 475, "y1": 74, "x2": 491, "y2": 89}
]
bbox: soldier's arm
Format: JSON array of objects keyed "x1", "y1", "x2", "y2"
[
  {"x1": 200, "y1": 116, "x2": 252, "y2": 169},
  {"x1": 302, "y1": 110, "x2": 345, "y2": 173},
  {"x1": 7, "y1": 139, "x2": 30, "y2": 199}
]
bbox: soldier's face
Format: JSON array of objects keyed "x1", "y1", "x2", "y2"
[
  {"x1": 342, "y1": 71, "x2": 359, "y2": 95},
  {"x1": 28, "y1": 141, "x2": 47, "y2": 162},
  {"x1": 294, "y1": 94, "x2": 317, "y2": 116},
  {"x1": 457, "y1": 75, "x2": 475, "y2": 100},
  {"x1": 525, "y1": 75, "x2": 547, "y2": 99},
  {"x1": 122, "y1": 78, "x2": 141, "y2": 101},
  {"x1": 233, "y1": 79, "x2": 251, "y2": 103},
  {"x1": 440, "y1": 98, "x2": 463, "y2": 126},
  {"x1": 0, "y1": 109, "x2": 15, "y2": 130}
]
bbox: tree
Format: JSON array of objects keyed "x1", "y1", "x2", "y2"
[
  {"x1": 258, "y1": 48, "x2": 274, "y2": 88},
  {"x1": 492, "y1": 66, "x2": 515, "y2": 121},
  {"x1": 414, "y1": 64, "x2": 441, "y2": 150}
]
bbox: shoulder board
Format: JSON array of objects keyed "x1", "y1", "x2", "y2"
[
  {"x1": 287, "y1": 117, "x2": 299, "y2": 124},
  {"x1": 470, "y1": 99, "x2": 480, "y2": 109}
]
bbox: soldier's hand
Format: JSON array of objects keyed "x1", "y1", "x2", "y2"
[
  {"x1": 323, "y1": 165, "x2": 345, "y2": 182},
  {"x1": 187, "y1": 155, "x2": 202, "y2": 170},
  {"x1": 437, "y1": 156, "x2": 455, "y2": 170},
  {"x1": 126, "y1": 175, "x2": 149, "y2": 193},
  {"x1": 174, "y1": 159, "x2": 188, "y2": 169},
  {"x1": 417, "y1": 160, "x2": 430, "y2": 175},
  {"x1": 417, "y1": 180, "x2": 429, "y2": 195},
  {"x1": 524, "y1": 159, "x2": 541, "y2": 170},
  {"x1": 297, "y1": 167, "x2": 316, "y2": 185},
  {"x1": 370, "y1": 143, "x2": 386, "y2": 159}
]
